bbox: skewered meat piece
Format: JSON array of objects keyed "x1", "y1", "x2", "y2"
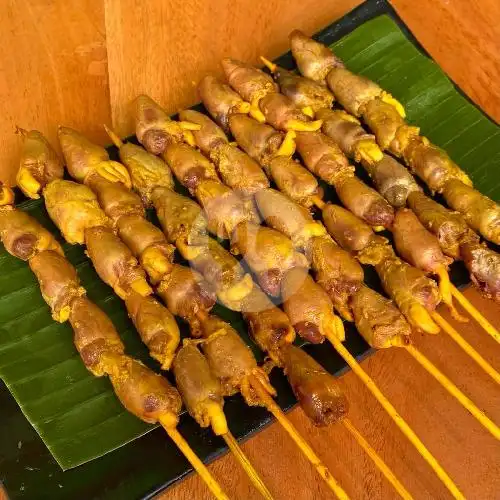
[
  {"x1": 29, "y1": 250, "x2": 85, "y2": 322},
  {"x1": 152, "y1": 187, "x2": 208, "y2": 246},
  {"x1": 116, "y1": 214, "x2": 175, "y2": 284},
  {"x1": 84, "y1": 225, "x2": 152, "y2": 299},
  {"x1": 282, "y1": 267, "x2": 344, "y2": 344},
  {"x1": 406, "y1": 191, "x2": 478, "y2": 260},
  {"x1": 0, "y1": 205, "x2": 62, "y2": 260},
  {"x1": 443, "y1": 179, "x2": 500, "y2": 245},
  {"x1": 134, "y1": 94, "x2": 185, "y2": 154},
  {"x1": 270, "y1": 65, "x2": 334, "y2": 114},
  {"x1": 232, "y1": 221, "x2": 309, "y2": 296},
  {"x1": 322, "y1": 203, "x2": 387, "y2": 259},
  {"x1": 393, "y1": 208, "x2": 453, "y2": 275},
  {"x1": 199, "y1": 315, "x2": 274, "y2": 406},
  {"x1": 69, "y1": 296, "x2": 125, "y2": 376},
  {"x1": 281, "y1": 344, "x2": 348, "y2": 426},
  {"x1": 173, "y1": 341, "x2": 227, "y2": 435},
  {"x1": 16, "y1": 129, "x2": 64, "y2": 199},
  {"x1": 228, "y1": 114, "x2": 285, "y2": 167},
  {"x1": 240, "y1": 286, "x2": 295, "y2": 365},
  {"x1": 108, "y1": 353, "x2": 182, "y2": 425},
  {"x1": 163, "y1": 143, "x2": 219, "y2": 195},
  {"x1": 187, "y1": 238, "x2": 253, "y2": 311},
  {"x1": 350, "y1": 285, "x2": 411, "y2": 349},
  {"x1": 309, "y1": 235, "x2": 364, "y2": 321},
  {"x1": 125, "y1": 291, "x2": 180, "y2": 370},
  {"x1": 59, "y1": 127, "x2": 130, "y2": 188},
  {"x1": 157, "y1": 264, "x2": 216, "y2": 336},
  {"x1": 115, "y1": 140, "x2": 174, "y2": 206},
  {"x1": 181, "y1": 110, "x2": 269, "y2": 198},
  {"x1": 179, "y1": 109, "x2": 229, "y2": 155},
  {"x1": 255, "y1": 188, "x2": 326, "y2": 250},
  {"x1": 460, "y1": 241, "x2": 500, "y2": 302},
  {"x1": 403, "y1": 138, "x2": 472, "y2": 194},
  {"x1": 198, "y1": 76, "x2": 250, "y2": 132},
  {"x1": 222, "y1": 58, "x2": 278, "y2": 104},
  {"x1": 195, "y1": 180, "x2": 253, "y2": 239},
  {"x1": 43, "y1": 180, "x2": 111, "y2": 245},
  {"x1": 289, "y1": 29, "x2": 344, "y2": 82}
]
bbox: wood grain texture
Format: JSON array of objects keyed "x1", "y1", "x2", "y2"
[
  {"x1": 164, "y1": 287, "x2": 500, "y2": 499},
  {"x1": 103, "y1": 0, "x2": 360, "y2": 137},
  {"x1": 0, "y1": 0, "x2": 111, "y2": 186}
]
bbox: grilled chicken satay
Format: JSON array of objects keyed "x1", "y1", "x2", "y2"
[{"x1": 16, "y1": 128, "x2": 64, "y2": 199}]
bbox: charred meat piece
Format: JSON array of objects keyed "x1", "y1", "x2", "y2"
[
  {"x1": 461, "y1": 241, "x2": 500, "y2": 303},
  {"x1": 199, "y1": 75, "x2": 250, "y2": 132},
  {"x1": 179, "y1": 109, "x2": 229, "y2": 156},
  {"x1": 393, "y1": 208, "x2": 452, "y2": 273},
  {"x1": 309, "y1": 235, "x2": 364, "y2": 321},
  {"x1": 443, "y1": 179, "x2": 500, "y2": 245},
  {"x1": 195, "y1": 180, "x2": 253, "y2": 239},
  {"x1": 116, "y1": 214, "x2": 175, "y2": 284},
  {"x1": 69, "y1": 296, "x2": 125, "y2": 376},
  {"x1": 407, "y1": 191, "x2": 478, "y2": 259},
  {"x1": 0, "y1": 206, "x2": 62, "y2": 260},
  {"x1": 108, "y1": 354, "x2": 182, "y2": 424},
  {"x1": 157, "y1": 263, "x2": 216, "y2": 336},
  {"x1": 229, "y1": 114, "x2": 284, "y2": 167},
  {"x1": 289, "y1": 30, "x2": 343, "y2": 82},
  {"x1": 44, "y1": 180, "x2": 111, "y2": 245},
  {"x1": 232, "y1": 221, "x2": 309, "y2": 296},
  {"x1": 350, "y1": 285, "x2": 411, "y2": 349},
  {"x1": 281, "y1": 344, "x2": 348, "y2": 426},
  {"x1": 117, "y1": 141, "x2": 174, "y2": 206},
  {"x1": 125, "y1": 291, "x2": 180, "y2": 370},
  {"x1": 163, "y1": 143, "x2": 219, "y2": 195},
  {"x1": 173, "y1": 341, "x2": 226, "y2": 433},
  {"x1": 294, "y1": 131, "x2": 353, "y2": 185},
  {"x1": 403, "y1": 138, "x2": 472, "y2": 194},
  {"x1": 364, "y1": 154, "x2": 421, "y2": 208},
  {"x1": 17, "y1": 129, "x2": 64, "y2": 199},
  {"x1": 29, "y1": 250, "x2": 85, "y2": 323},
  {"x1": 272, "y1": 66, "x2": 334, "y2": 113},
  {"x1": 282, "y1": 267, "x2": 343, "y2": 344},
  {"x1": 152, "y1": 187, "x2": 208, "y2": 246},
  {"x1": 84, "y1": 225, "x2": 151, "y2": 299},
  {"x1": 134, "y1": 95, "x2": 184, "y2": 154},
  {"x1": 241, "y1": 286, "x2": 295, "y2": 365},
  {"x1": 222, "y1": 58, "x2": 278, "y2": 104}
]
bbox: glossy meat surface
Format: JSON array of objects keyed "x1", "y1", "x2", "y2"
[
  {"x1": 84, "y1": 225, "x2": 151, "y2": 299},
  {"x1": 0, "y1": 206, "x2": 62, "y2": 260},
  {"x1": 282, "y1": 344, "x2": 348, "y2": 426},
  {"x1": 443, "y1": 179, "x2": 500, "y2": 245},
  {"x1": 134, "y1": 95, "x2": 184, "y2": 154},
  {"x1": 29, "y1": 250, "x2": 85, "y2": 322},
  {"x1": 44, "y1": 179, "x2": 111, "y2": 245},
  {"x1": 179, "y1": 109, "x2": 228, "y2": 156},
  {"x1": 259, "y1": 92, "x2": 310, "y2": 131},
  {"x1": 125, "y1": 292, "x2": 180, "y2": 370},
  {"x1": 351, "y1": 285, "x2": 411, "y2": 349},
  {"x1": 69, "y1": 296, "x2": 125, "y2": 376}
]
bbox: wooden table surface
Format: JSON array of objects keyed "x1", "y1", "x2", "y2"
[{"x1": 1, "y1": 0, "x2": 500, "y2": 499}]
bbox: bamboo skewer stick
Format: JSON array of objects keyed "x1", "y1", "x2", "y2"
[
  {"x1": 222, "y1": 431, "x2": 274, "y2": 500},
  {"x1": 404, "y1": 344, "x2": 500, "y2": 440},
  {"x1": 432, "y1": 311, "x2": 500, "y2": 385},
  {"x1": 248, "y1": 374, "x2": 350, "y2": 500},
  {"x1": 324, "y1": 332, "x2": 465, "y2": 500},
  {"x1": 450, "y1": 284, "x2": 500, "y2": 344},
  {"x1": 160, "y1": 417, "x2": 230, "y2": 500},
  {"x1": 341, "y1": 419, "x2": 413, "y2": 500}
]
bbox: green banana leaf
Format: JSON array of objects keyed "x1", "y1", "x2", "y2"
[
  {"x1": 1, "y1": 11, "x2": 500, "y2": 478},
  {"x1": 331, "y1": 15, "x2": 500, "y2": 200}
]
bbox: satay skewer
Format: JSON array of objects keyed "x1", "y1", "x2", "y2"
[{"x1": 0, "y1": 189, "x2": 229, "y2": 500}]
